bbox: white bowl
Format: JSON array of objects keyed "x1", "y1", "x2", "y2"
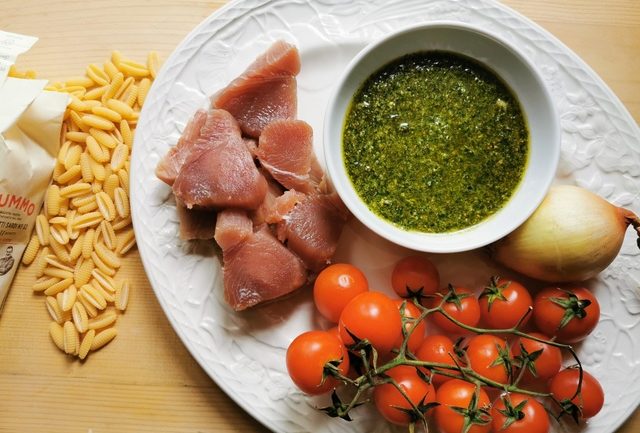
[{"x1": 324, "y1": 22, "x2": 560, "y2": 253}]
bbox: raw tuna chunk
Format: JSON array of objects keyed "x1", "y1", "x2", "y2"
[
  {"x1": 212, "y1": 41, "x2": 300, "y2": 137},
  {"x1": 172, "y1": 109, "x2": 267, "y2": 210},
  {"x1": 278, "y1": 193, "x2": 350, "y2": 272},
  {"x1": 250, "y1": 177, "x2": 284, "y2": 226},
  {"x1": 156, "y1": 109, "x2": 208, "y2": 186},
  {"x1": 267, "y1": 190, "x2": 306, "y2": 224},
  {"x1": 243, "y1": 137, "x2": 258, "y2": 158},
  {"x1": 215, "y1": 211, "x2": 307, "y2": 311},
  {"x1": 256, "y1": 120, "x2": 320, "y2": 193},
  {"x1": 214, "y1": 209, "x2": 253, "y2": 251},
  {"x1": 176, "y1": 200, "x2": 216, "y2": 240}
]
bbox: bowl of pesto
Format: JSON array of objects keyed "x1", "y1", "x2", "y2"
[{"x1": 324, "y1": 22, "x2": 560, "y2": 253}]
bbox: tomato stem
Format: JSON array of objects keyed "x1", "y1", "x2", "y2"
[{"x1": 327, "y1": 286, "x2": 584, "y2": 425}]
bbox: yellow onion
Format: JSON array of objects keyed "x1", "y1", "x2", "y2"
[{"x1": 491, "y1": 185, "x2": 640, "y2": 282}]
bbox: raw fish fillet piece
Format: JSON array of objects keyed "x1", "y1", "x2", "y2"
[
  {"x1": 172, "y1": 109, "x2": 267, "y2": 210},
  {"x1": 267, "y1": 189, "x2": 306, "y2": 224},
  {"x1": 256, "y1": 119, "x2": 320, "y2": 193},
  {"x1": 176, "y1": 200, "x2": 217, "y2": 240},
  {"x1": 216, "y1": 211, "x2": 307, "y2": 311},
  {"x1": 156, "y1": 109, "x2": 208, "y2": 186},
  {"x1": 250, "y1": 176, "x2": 284, "y2": 226},
  {"x1": 212, "y1": 41, "x2": 300, "y2": 138},
  {"x1": 277, "y1": 193, "x2": 350, "y2": 272},
  {"x1": 243, "y1": 137, "x2": 258, "y2": 158},
  {"x1": 214, "y1": 209, "x2": 253, "y2": 251},
  {"x1": 251, "y1": 172, "x2": 307, "y2": 226}
]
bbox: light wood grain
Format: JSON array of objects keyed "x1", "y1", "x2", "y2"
[{"x1": 1, "y1": 1, "x2": 638, "y2": 432}]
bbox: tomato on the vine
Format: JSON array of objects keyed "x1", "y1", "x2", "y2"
[
  {"x1": 286, "y1": 330, "x2": 349, "y2": 395},
  {"x1": 314, "y1": 263, "x2": 369, "y2": 323},
  {"x1": 549, "y1": 368, "x2": 604, "y2": 419},
  {"x1": 435, "y1": 379, "x2": 492, "y2": 433},
  {"x1": 373, "y1": 365, "x2": 436, "y2": 425},
  {"x1": 394, "y1": 300, "x2": 426, "y2": 353},
  {"x1": 339, "y1": 291, "x2": 402, "y2": 354},
  {"x1": 512, "y1": 332, "x2": 562, "y2": 383},
  {"x1": 427, "y1": 286, "x2": 481, "y2": 334},
  {"x1": 391, "y1": 255, "x2": 440, "y2": 298},
  {"x1": 415, "y1": 334, "x2": 459, "y2": 386},
  {"x1": 533, "y1": 286, "x2": 600, "y2": 343},
  {"x1": 478, "y1": 277, "x2": 532, "y2": 329},
  {"x1": 491, "y1": 393, "x2": 550, "y2": 433},
  {"x1": 466, "y1": 334, "x2": 512, "y2": 385}
]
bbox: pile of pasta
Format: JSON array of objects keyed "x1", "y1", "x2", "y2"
[{"x1": 13, "y1": 51, "x2": 159, "y2": 360}]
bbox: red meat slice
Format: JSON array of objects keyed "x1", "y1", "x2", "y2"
[
  {"x1": 256, "y1": 120, "x2": 320, "y2": 193},
  {"x1": 156, "y1": 109, "x2": 208, "y2": 186},
  {"x1": 172, "y1": 109, "x2": 267, "y2": 210},
  {"x1": 267, "y1": 190, "x2": 306, "y2": 224},
  {"x1": 214, "y1": 209, "x2": 253, "y2": 251},
  {"x1": 250, "y1": 177, "x2": 284, "y2": 226},
  {"x1": 215, "y1": 210, "x2": 307, "y2": 311},
  {"x1": 243, "y1": 137, "x2": 258, "y2": 158},
  {"x1": 277, "y1": 193, "x2": 350, "y2": 272},
  {"x1": 176, "y1": 200, "x2": 216, "y2": 240},
  {"x1": 212, "y1": 41, "x2": 300, "y2": 137}
]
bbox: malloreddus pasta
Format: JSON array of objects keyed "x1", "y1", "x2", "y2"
[{"x1": 12, "y1": 50, "x2": 158, "y2": 360}]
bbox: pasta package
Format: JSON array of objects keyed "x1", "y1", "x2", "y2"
[{"x1": 0, "y1": 31, "x2": 69, "y2": 312}]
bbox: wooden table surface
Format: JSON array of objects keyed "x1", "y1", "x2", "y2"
[{"x1": 1, "y1": 1, "x2": 638, "y2": 432}]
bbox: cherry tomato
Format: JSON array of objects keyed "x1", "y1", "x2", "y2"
[
  {"x1": 415, "y1": 334, "x2": 459, "y2": 386},
  {"x1": 428, "y1": 287, "x2": 481, "y2": 334},
  {"x1": 373, "y1": 365, "x2": 436, "y2": 425},
  {"x1": 533, "y1": 286, "x2": 600, "y2": 343},
  {"x1": 286, "y1": 330, "x2": 349, "y2": 395},
  {"x1": 435, "y1": 379, "x2": 492, "y2": 433},
  {"x1": 512, "y1": 332, "x2": 562, "y2": 383},
  {"x1": 394, "y1": 300, "x2": 426, "y2": 354},
  {"x1": 327, "y1": 326, "x2": 341, "y2": 340},
  {"x1": 391, "y1": 255, "x2": 440, "y2": 298},
  {"x1": 549, "y1": 368, "x2": 604, "y2": 419},
  {"x1": 466, "y1": 334, "x2": 512, "y2": 385},
  {"x1": 491, "y1": 393, "x2": 550, "y2": 433},
  {"x1": 478, "y1": 277, "x2": 532, "y2": 329},
  {"x1": 314, "y1": 263, "x2": 369, "y2": 323},
  {"x1": 339, "y1": 291, "x2": 402, "y2": 354}
]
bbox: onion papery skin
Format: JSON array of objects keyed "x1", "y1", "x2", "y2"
[{"x1": 491, "y1": 185, "x2": 636, "y2": 282}]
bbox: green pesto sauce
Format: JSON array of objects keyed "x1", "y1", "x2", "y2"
[{"x1": 343, "y1": 51, "x2": 529, "y2": 233}]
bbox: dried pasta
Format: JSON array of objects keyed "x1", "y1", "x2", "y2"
[
  {"x1": 46, "y1": 185, "x2": 61, "y2": 216},
  {"x1": 100, "y1": 220, "x2": 117, "y2": 251},
  {"x1": 115, "y1": 279, "x2": 130, "y2": 311},
  {"x1": 33, "y1": 277, "x2": 59, "y2": 293},
  {"x1": 78, "y1": 329, "x2": 95, "y2": 360},
  {"x1": 91, "y1": 328, "x2": 117, "y2": 351},
  {"x1": 88, "y1": 310, "x2": 117, "y2": 330},
  {"x1": 103, "y1": 174, "x2": 119, "y2": 199},
  {"x1": 46, "y1": 296, "x2": 65, "y2": 324},
  {"x1": 35, "y1": 214, "x2": 50, "y2": 246},
  {"x1": 72, "y1": 302, "x2": 89, "y2": 333},
  {"x1": 22, "y1": 235, "x2": 40, "y2": 265},
  {"x1": 60, "y1": 285, "x2": 78, "y2": 311},
  {"x1": 49, "y1": 322, "x2": 65, "y2": 351},
  {"x1": 74, "y1": 258, "x2": 94, "y2": 287},
  {"x1": 96, "y1": 192, "x2": 116, "y2": 221},
  {"x1": 23, "y1": 51, "x2": 157, "y2": 360},
  {"x1": 63, "y1": 321, "x2": 79, "y2": 355},
  {"x1": 33, "y1": 247, "x2": 50, "y2": 277}
]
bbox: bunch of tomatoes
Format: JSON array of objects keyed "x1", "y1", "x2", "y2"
[{"x1": 286, "y1": 256, "x2": 605, "y2": 433}]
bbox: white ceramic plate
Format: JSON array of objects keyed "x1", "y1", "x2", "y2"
[{"x1": 130, "y1": 1, "x2": 640, "y2": 432}]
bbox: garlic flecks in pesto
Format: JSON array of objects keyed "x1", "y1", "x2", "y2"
[{"x1": 343, "y1": 51, "x2": 529, "y2": 233}]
